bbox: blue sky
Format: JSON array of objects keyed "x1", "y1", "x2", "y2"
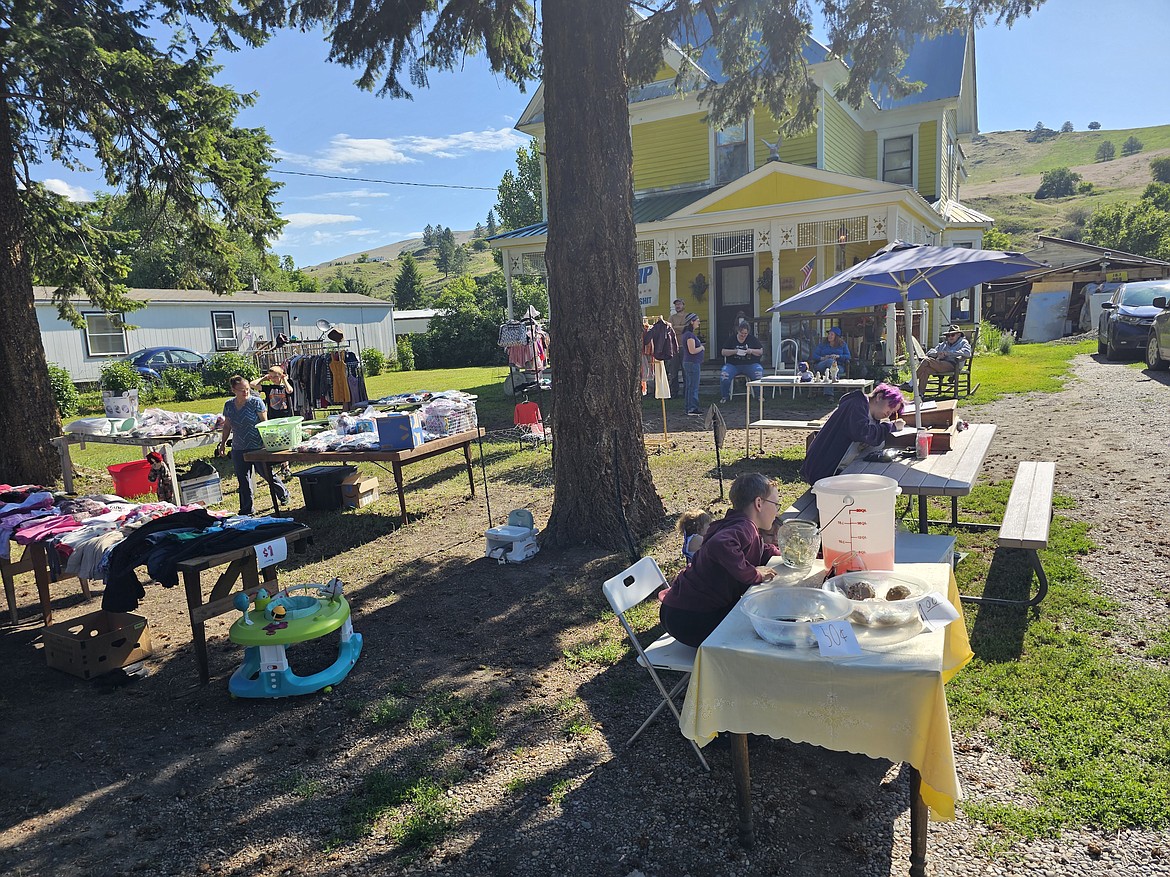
[{"x1": 38, "y1": 0, "x2": 1168, "y2": 269}]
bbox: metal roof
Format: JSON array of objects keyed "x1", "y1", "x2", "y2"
[
  {"x1": 32, "y1": 286, "x2": 389, "y2": 307},
  {"x1": 872, "y1": 29, "x2": 967, "y2": 110},
  {"x1": 931, "y1": 198, "x2": 995, "y2": 225}
]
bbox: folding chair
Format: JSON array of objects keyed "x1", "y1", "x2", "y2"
[
  {"x1": 602, "y1": 557, "x2": 710, "y2": 771},
  {"x1": 513, "y1": 399, "x2": 550, "y2": 449}
]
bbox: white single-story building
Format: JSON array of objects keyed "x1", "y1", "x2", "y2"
[
  {"x1": 34, "y1": 286, "x2": 398, "y2": 382},
  {"x1": 391, "y1": 308, "x2": 439, "y2": 337}
]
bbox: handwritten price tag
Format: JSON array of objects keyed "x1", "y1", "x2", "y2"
[
  {"x1": 255, "y1": 537, "x2": 287, "y2": 569},
  {"x1": 916, "y1": 592, "x2": 960, "y2": 632},
  {"x1": 810, "y1": 620, "x2": 862, "y2": 657}
]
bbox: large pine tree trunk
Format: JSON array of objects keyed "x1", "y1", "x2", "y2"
[
  {"x1": 0, "y1": 92, "x2": 62, "y2": 486},
  {"x1": 541, "y1": 0, "x2": 664, "y2": 547}
]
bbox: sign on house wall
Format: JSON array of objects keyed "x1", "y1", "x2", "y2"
[{"x1": 637, "y1": 263, "x2": 660, "y2": 308}]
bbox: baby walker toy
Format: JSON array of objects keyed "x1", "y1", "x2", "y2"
[{"x1": 228, "y1": 577, "x2": 362, "y2": 698}]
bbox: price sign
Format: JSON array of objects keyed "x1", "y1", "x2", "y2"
[
  {"x1": 810, "y1": 620, "x2": 862, "y2": 657},
  {"x1": 916, "y1": 592, "x2": 960, "y2": 632},
  {"x1": 255, "y1": 537, "x2": 287, "y2": 569}
]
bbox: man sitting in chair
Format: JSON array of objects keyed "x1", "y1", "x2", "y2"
[
  {"x1": 719, "y1": 320, "x2": 764, "y2": 403},
  {"x1": 913, "y1": 325, "x2": 972, "y2": 388}
]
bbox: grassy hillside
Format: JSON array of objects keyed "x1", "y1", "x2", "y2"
[
  {"x1": 962, "y1": 124, "x2": 1170, "y2": 246},
  {"x1": 304, "y1": 231, "x2": 499, "y2": 302}
]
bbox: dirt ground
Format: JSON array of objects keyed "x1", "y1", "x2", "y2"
[{"x1": 1, "y1": 351, "x2": 1165, "y2": 877}]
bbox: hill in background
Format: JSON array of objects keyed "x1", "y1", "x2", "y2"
[{"x1": 961, "y1": 123, "x2": 1170, "y2": 246}]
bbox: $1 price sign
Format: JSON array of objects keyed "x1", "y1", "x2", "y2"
[
  {"x1": 255, "y1": 537, "x2": 287, "y2": 569},
  {"x1": 916, "y1": 592, "x2": 960, "y2": 632},
  {"x1": 810, "y1": 620, "x2": 862, "y2": 657}
]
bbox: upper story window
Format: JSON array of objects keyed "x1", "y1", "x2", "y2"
[
  {"x1": 83, "y1": 313, "x2": 127, "y2": 357},
  {"x1": 882, "y1": 135, "x2": 914, "y2": 186},
  {"x1": 715, "y1": 122, "x2": 748, "y2": 184}
]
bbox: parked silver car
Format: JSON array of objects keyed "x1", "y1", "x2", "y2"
[{"x1": 1143, "y1": 280, "x2": 1170, "y2": 370}]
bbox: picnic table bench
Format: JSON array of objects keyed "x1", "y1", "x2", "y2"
[{"x1": 961, "y1": 460, "x2": 1054, "y2": 608}]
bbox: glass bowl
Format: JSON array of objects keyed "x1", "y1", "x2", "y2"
[
  {"x1": 822, "y1": 570, "x2": 930, "y2": 627},
  {"x1": 739, "y1": 587, "x2": 852, "y2": 647}
]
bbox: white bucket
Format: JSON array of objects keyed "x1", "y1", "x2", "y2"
[
  {"x1": 812, "y1": 474, "x2": 901, "y2": 572},
  {"x1": 101, "y1": 389, "x2": 139, "y2": 419}
]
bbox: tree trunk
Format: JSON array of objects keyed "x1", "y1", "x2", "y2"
[
  {"x1": 0, "y1": 90, "x2": 62, "y2": 486},
  {"x1": 541, "y1": 0, "x2": 664, "y2": 548}
]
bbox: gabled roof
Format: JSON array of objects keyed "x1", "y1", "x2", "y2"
[
  {"x1": 674, "y1": 15, "x2": 829, "y2": 85},
  {"x1": 931, "y1": 198, "x2": 994, "y2": 225},
  {"x1": 871, "y1": 29, "x2": 968, "y2": 110}
]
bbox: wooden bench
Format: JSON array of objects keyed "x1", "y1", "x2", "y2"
[
  {"x1": 961, "y1": 461, "x2": 1054, "y2": 608},
  {"x1": 779, "y1": 489, "x2": 818, "y2": 523}
]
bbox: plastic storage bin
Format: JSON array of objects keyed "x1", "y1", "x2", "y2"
[
  {"x1": 179, "y1": 473, "x2": 223, "y2": 506},
  {"x1": 107, "y1": 459, "x2": 155, "y2": 498},
  {"x1": 256, "y1": 416, "x2": 303, "y2": 451},
  {"x1": 294, "y1": 465, "x2": 357, "y2": 511}
]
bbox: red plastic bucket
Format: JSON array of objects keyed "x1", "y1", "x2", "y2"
[{"x1": 107, "y1": 459, "x2": 156, "y2": 499}]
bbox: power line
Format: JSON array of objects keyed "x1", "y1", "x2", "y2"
[{"x1": 273, "y1": 169, "x2": 495, "y2": 191}]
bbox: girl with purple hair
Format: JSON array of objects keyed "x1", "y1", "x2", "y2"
[{"x1": 800, "y1": 383, "x2": 906, "y2": 485}]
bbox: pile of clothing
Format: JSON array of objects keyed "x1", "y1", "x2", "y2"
[{"x1": 130, "y1": 408, "x2": 222, "y2": 439}]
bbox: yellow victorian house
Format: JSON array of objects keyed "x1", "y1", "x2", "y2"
[{"x1": 491, "y1": 26, "x2": 993, "y2": 368}]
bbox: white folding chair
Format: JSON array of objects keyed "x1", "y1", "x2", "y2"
[{"x1": 602, "y1": 557, "x2": 710, "y2": 771}]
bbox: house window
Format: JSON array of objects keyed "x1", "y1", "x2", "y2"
[
  {"x1": 83, "y1": 313, "x2": 127, "y2": 357},
  {"x1": 882, "y1": 135, "x2": 914, "y2": 186},
  {"x1": 269, "y1": 310, "x2": 290, "y2": 341},
  {"x1": 716, "y1": 122, "x2": 748, "y2": 184},
  {"x1": 212, "y1": 311, "x2": 239, "y2": 351}
]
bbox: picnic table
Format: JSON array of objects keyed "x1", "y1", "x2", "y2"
[
  {"x1": 246, "y1": 428, "x2": 484, "y2": 519},
  {"x1": 743, "y1": 376, "x2": 874, "y2": 456},
  {"x1": 842, "y1": 423, "x2": 997, "y2": 533},
  {"x1": 51, "y1": 431, "x2": 219, "y2": 501},
  {"x1": 680, "y1": 562, "x2": 972, "y2": 876}
]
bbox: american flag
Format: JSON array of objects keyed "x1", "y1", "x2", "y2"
[{"x1": 800, "y1": 256, "x2": 816, "y2": 290}]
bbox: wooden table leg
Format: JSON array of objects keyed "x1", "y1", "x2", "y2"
[
  {"x1": 184, "y1": 568, "x2": 210, "y2": 684},
  {"x1": 160, "y1": 443, "x2": 181, "y2": 505},
  {"x1": 908, "y1": 766, "x2": 928, "y2": 877},
  {"x1": 463, "y1": 441, "x2": 476, "y2": 496},
  {"x1": 918, "y1": 496, "x2": 928, "y2": 534},
  {"x1": 28, "y1": 544, "x2": 53, "y2": 626},
  {"x1": 392, "y1": 461, "x2": 407, "y2": 519},
  {"x1": 53, "y1": 437, "x2": 75, "y2": 495},
  {"x1": 2, "y1": 561, "x2": 19, "y2": 624},
  {"x1": 731, "y1": 733, "x2": 755, "y2": 848}
]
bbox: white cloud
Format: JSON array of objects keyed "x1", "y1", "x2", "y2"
[
  {"x1": 282, "y1": 212, "x2": 361, "y2": 229},
  {"x1": 42, "y1": 179, "x2": 91, "y2": 202},
  {"x1": 277, "y1": 127, "x2": 529, "y2": 171},
  {"x1": 299, "y1": 188, "x2": 392, "y2": 201}
]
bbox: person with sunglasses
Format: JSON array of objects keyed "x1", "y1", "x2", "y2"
[{"x1": 660, "y1": 473, "x2": 780, "y2": 647}]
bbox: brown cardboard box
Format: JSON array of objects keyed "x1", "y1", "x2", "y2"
[
  {"x1": 44, "y1": 611, "x2": 152, "y2": 679},
  {"x1": 902, "y1": 399, "x2": 957, "y2": 428},
  {"x1": 887, "y1": 423, "x2": 958, "y2": 453},
  {"x1": 341, "y1": 474, "x2": 379, "y2": 509}
]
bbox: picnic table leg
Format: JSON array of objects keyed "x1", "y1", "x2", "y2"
[
  {"x1": 950, "y1": 496, "x2": 959, "y2": 527},
  {"x1": 918, "y1": 496, "x2": 928, "y2": 534},
  {"x1": 463, "y1": 441, "x2": 476, "y2": 496},
  {"x1": 731, "y1": 733, "x2": 755, "y2": 848},
  {"x1": 53, "y1": 437, "x2": 75, "y2": 495},
  {"x1": 184, "y1": 568, "x2": 211, "y2": 684},
  {"x1": 908, "y1": 766, "x2": 928, "y2": 877},
  {"x1": 392, "y1": 460, "x2": 407, "y2": 519}
]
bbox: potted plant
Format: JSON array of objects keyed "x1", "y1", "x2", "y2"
[
  {"x1": 99, "y1": 360, "x2": 143, "y2": 421},
  {"x1": 690, "y1": 273, "x2": 708, "y2": 300}
]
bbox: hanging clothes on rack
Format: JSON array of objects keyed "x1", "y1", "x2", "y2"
[{"x1": 330, "y1": 352, "x2": 351, "y2": 404}]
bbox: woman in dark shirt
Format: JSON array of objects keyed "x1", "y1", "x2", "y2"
[
  {"x1": 800, "y1": 383, "x2": 905, "y2": 485},
  {"x1": 660, "y1": 473, "x2": 781, "y2": 647}
]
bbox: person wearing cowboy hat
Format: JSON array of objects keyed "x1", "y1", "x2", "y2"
[{"x1": 914, "y1": 325, "x2": 972, "y2": 386}]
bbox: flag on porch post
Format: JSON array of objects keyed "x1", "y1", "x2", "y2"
[{"x1": 800, "y1": 256, "x2": 816, "y2": 290}]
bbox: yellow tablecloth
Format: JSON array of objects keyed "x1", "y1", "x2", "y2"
[{"x1": 679, "y1": 562, "x2": 973, "y2": 819}]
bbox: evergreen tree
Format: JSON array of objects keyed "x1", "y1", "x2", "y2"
[
  {"x1": 436, "y1": 235, "x2": 456, "y2": 278},
  {"x1": 451, "y1": 244, "x2": 469, "y2": 276},
  {"x1": 392, "y1": 252, "x2": 425, "y2": 309},
  {"x1": 1060, "y1": 121, "x2": 1074, "y2": 133},
  {"x1": 422, "y1": 223, "x2": 435, "y2": 247},
  {"x1": 486, "y1": 210, "x2": 498, "y2": 237},
  {"x1": 1097, "y1": 141, "x2": 1116, "y2": 162},
  {"x1": 1122, "y1": 135, "x2": 1144, "y2": 157},
  {"x1": 2, "y1": 0, "x2": 282, "y2": 484},
  {"x1": 248, "y1": 0, "x2": 1047, "y2": 547},
  {"x1": 474, "y1": 221, "x2": 486, "y2": 238}
]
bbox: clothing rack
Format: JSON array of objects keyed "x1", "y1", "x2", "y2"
[{"x1": 254, "y1": 339, "x2": 358, "y2": 374}]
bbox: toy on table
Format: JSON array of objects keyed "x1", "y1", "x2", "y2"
[
  {"x1": 227, "y1": 577, "x2": 362, "y2": 698},
  {"x1": 797, "y1": 362, "x2": 815, "y2": 382}
]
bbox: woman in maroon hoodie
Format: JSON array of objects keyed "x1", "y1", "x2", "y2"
[{"x1": 660, "y1": 473, "x2": 781, "y2": 647}]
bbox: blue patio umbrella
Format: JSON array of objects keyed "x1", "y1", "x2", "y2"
[{"x1": 768, "y1": 241, "x2": 1043, "y2": 429}]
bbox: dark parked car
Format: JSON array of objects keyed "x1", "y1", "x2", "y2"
[
  {"x1": 1098, "y1": 280, "x2": 1165, "y2": 360},
  {"x1": 1144, "y1": 281, "x2": 1170, "y2": 370},
  {"x1": 120, "y1": 347, "x2": 206, "y2": 383}
]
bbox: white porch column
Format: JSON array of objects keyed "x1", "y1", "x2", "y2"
[
  {"x1": 668, "y1": 253, "x2": 678, "y2": 303},
  {"x1": 503, "y1": 251, "x2": 514, "y2": 320},
  {"x1": 770, "y1": 221, "x2": 782, "y2": 368}
]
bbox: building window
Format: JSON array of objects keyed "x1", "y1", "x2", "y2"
[
  {"x1": 882, "y1": 135, "x2": 914, "y2": 186},
  {"x1": 212, "y1": 311, "x2": 239, "y2": 350},
  {"x1": 83, "y1": 313, "x2": 127, "y2": 357},
  {"x1": 716, "y1": 122, "x2": 748, "y2": 184},
  {"x1": 269, "y1": 310, "x2": 290, "y2": 341}
]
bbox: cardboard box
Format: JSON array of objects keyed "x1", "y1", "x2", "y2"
[
  {"x1": 377, "y1": 412, "x2": 425, "y2": 450},
  {"x1": 44, "y1": 611, "x2": 152, "y2": 679},
  {"x1": 179, "y1": 473, "x2": 223, "y2": 506},
  {"x1": 888, "y1": 423, "x2": 958, "y2": 453},
  {"x1": 341, "y1": 474, "x2": 379, "y2": 508},
  {"x1": 901, "y1": 399, "x2": 957, "y2": 428}
]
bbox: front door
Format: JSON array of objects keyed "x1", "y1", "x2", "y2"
[
  {"x1": 270, "y1": 310, "x2": 290, "y2": 341},
  {"x1": 715, "y1": 258, "x2": 755, "y2": 352}
]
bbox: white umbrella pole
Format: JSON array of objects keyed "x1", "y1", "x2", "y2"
[{"x1": 903, "y1": 288, "x2": 923, "y2": 432}]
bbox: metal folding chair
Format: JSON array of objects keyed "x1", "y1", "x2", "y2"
[{"x1": 602, "y1": 557, "x2": 710, "y2": 770}]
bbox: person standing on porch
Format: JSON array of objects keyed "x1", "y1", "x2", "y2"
[
  {"x1": 719, "y1": 320, "x2": 764, "y2": 403},
  {"x1": 667, "y1": 298, "x2": 688, "y2": 396}
]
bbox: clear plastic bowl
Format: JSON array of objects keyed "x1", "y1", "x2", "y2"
[
  {"x1": 739, "y1": 587, "x2": 852, "y2": 647},
  {"x1": 823, "y1": 570, "x2": 929, "y2": 627}
]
